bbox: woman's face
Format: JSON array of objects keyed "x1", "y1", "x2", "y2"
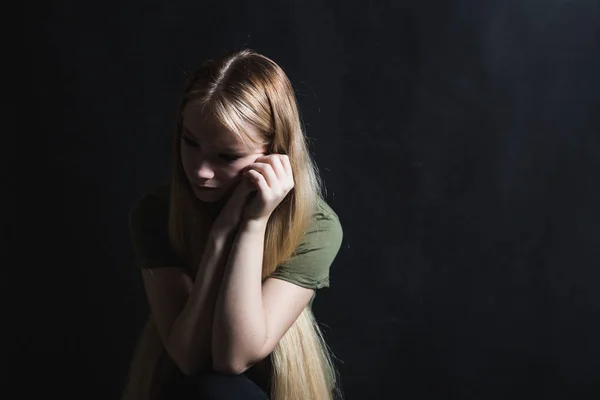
[{"x1": 180, "y1": 103, "x2": 267, "y2": 203}]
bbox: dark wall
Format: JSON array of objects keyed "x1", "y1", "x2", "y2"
[{"x1": 21, "y1": 0, "x2": 599, "y2": 398}]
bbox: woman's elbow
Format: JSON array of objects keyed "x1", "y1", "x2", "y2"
[
  {"x1": 178, "y1": 362, "x2": 196, "y2": 377},
  {"x1": 168, "y1": 346, "x2": 209, "y2": 377},
  {"x1": 178, "y1": 358, "x2": 215, "y2": 377},
  {"x1": 212, "y1": 360, "x2": 246, "y2": 376},
  {"x1": 212, "y1": 356, "x2": 252, "y2": 376},
  {"x1": 211, "y1": 339, "x2": 264, "y2": 375},
  {"x1": 172, "y1": 353, "x2": 199, "y2": 377}
]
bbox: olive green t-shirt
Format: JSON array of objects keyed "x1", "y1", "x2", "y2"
[{"x1": 128, "y1": 184, "x2": 343, "y2": 300}]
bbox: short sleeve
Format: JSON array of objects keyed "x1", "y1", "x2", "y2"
[
  {"x1": 128, "y1": 187, "x2": 184, "y2": 269},
  {"x1": 268, "y1": 200, "x2": 343, "y2": 290}
]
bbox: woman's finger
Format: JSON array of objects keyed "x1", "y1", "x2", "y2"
[
  {"x1": 270, "y1": 156, "x2": 286, "y2": 181},
  {"x1": 248, "y1": 162, "x2": 278, "y2": 188},
  {"x1": 245, "y1": 169, "x2": 269, "y2": 193},
  {"x1": 280, "y1": 155, "x2": 292, "y2": 178}
]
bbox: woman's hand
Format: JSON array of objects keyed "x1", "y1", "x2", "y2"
[
  {"x1": 211, "y1": 172, "x2": 257, "y2": 238},
  {"x1": 242, "y1": 154, "x2": 295, "y2": 223}
]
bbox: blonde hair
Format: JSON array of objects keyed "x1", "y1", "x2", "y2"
[{"x1": 122, "y1": 48, "x2": 340, "y2": 400}]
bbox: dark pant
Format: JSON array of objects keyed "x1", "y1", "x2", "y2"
[{"x1": 163, "y1": 372, "x2": 270, "y2": 399}]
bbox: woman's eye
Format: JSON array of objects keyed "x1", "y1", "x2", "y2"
[
  {"x1": 181, "y1": 135, "x2": 238, "y2": 162},
  {"x1": 220, "y1": 154, "x2": 239, "y2": 162}
]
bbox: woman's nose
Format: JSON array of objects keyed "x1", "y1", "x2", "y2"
[{"x1": 195, "y1": 160, "x2": 215, "y2": 180}]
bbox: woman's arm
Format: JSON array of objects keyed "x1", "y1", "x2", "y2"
[
  {"x1": 211, "y1": 155, "x2": 315, "y2": 374},
  {"x1": 211, "y1": 219, "x2": 314, "y2": 374},
  {"x1": 211, "y1": 219, "x2": 267, "y2": 373},
  {"x1": 159, "y1": 228, "x2": 235, "y2": 376},
  {"x1": 159, "y1": 171, "x2": 258, "y2": 376}
]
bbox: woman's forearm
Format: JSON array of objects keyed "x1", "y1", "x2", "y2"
[
  {"x1": 212, "y1": 218, "x2": 269, "y2": 374},
  {"x1": 167, "y1": 228, "x2": 236, "y2": 376}
]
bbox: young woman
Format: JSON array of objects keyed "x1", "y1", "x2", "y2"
[{"x1": 121, "y1": 48, "x2": 344, "y2": 399}]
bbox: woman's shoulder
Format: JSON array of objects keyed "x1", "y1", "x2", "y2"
[
  {"x1": 129, "y1": 182, "x2": 171, "y2": 225},
  {"x1": 269, "y1": 196, "x2": 343, "y2": 290},
  {"x1": 300, "y1": 197, "x2": 343, "y2": 249},
  {"x1": 315, "y1": 197, "x2": 341, "y2": 222},
  {"x1": 310, "y1": 197, "x2": 343, "y2": 233},
  {"x1": 128, "y1": 183, "x2": 184, "y2": 269}
]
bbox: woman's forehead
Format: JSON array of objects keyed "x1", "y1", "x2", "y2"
[
  {"x1": 182, "y1": 104, "x2": 264, "y2": 151},
  {"x1": 183, "y1": 104, "x2": 228, "y2": 133}
]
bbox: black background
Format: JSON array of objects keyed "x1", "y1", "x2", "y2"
[{"x1": 20, "y1": 0, "x2": 600, "y2": 398}]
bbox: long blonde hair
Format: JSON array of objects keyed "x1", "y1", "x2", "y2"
[{"x1": 122, "y1": 48, "x2": 340, "y2": 400}]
